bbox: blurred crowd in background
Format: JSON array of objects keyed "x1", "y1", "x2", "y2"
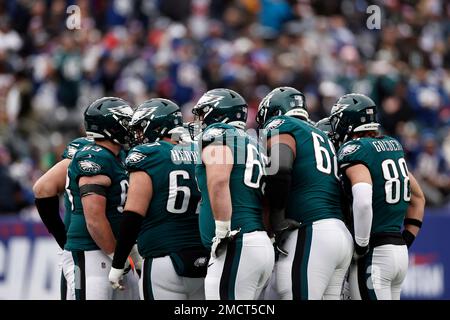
[{"x1": 0, "y1": 0, "x2": 449, "y2": 216}]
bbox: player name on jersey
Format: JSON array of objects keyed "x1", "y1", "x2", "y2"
[
  {"x1": 170, "y1": 149, "x2": 200, "y2": 163},
  {"x1": 371, "y1": 139, "x2": 403, "y2": 152}
]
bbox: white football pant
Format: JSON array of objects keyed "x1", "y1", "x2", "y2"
[
  {"x1": 276, "y1": 218, "x2": 353, "y2": 300},
  {"x1": 349, "y1": 244, "x2": 408, "y2": 300},
  {"x1": 139, "y1": 255, "x2": 205, "y2": 300},
  {"x1": 61, "y1": 250, "x2": 140, "y2": 300},
  {"x1": 205, "y1": 230, "x2": 275, "y2": 300}
]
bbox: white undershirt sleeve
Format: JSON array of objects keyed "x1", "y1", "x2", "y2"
[{"x1": 351, "y1": 182, "x2": 373, "y2": 247}]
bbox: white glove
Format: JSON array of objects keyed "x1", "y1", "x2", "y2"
[
  {"x1": 211, "y1": 220, "x2": 240, "y2": 259},
  {"x1": 109, "y1": 266, "x2": 125, "y2": 290}
]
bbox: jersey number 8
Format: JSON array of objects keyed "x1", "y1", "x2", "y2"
[{"x1": 381, "y1": 158, "x2": 411, "y2": 204}]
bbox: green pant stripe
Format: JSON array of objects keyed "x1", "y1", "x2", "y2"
[
  {"x1": 72, "y1": 251, "x2": 86, "y2": 300},
  {"x1": 357, "y1": 249, "x2": 377, "y2": 300},
  {"x1": 60, "y1": 270, "x2": 67, "y2": 300},
  {"x1": 219, "y1": 238, "x2": 243, "y2": 300},
  {"x1": 143, "y1": 258, "x2": 155, "y2": 300},
  {"x1": 301, "y1": 225, "x2": 313, "y2": 299},
  {"x1": 292, "y1": 224, "x2": 312, "y2": 300},
  {"x1": 229, "y1": 238, "x2": 243, "y2": 300}
]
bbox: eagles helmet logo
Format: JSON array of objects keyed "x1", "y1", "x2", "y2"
[
  {"x1": 130, "y1": 107, "x2": 158, "y2": 126},
  {"x1": 330, "y1": 103, "x2": 349, "y2": 115},
  {"x1": 265, "y1": 119, "x2": 285, "y2": 130},
  {"x1": 126, "y1": 152, "x2": 147, "y2": 164},
  {"x1": 78, "y1": 160, "x2": 102, "y2": 173},
  {"x1": 338, "y1": 144, "x2": 361, "y2": 159},
  {"x1": 197, "y1": 93, "x2": 225, "y2": 107},
  {"x1": 108, "y1": 105, "x2": 134, "y2": 118}
]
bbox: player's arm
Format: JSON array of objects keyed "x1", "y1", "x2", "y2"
[
  {"x1": 203, "y1": 144, "x2": 236, "y2": 257},
  {"x1": 344, "y1": 164, "x2": 373, "y2": 257},
  {"x1": 79, "y1": 174, "x2": 115, "y2": 255},
  {"x1": 265, "y1": 133, "x2": 300, "y2": 255},
  {"x1": 402, "y1": 173, "x2": 425, "y2": 248},
  {"x1": 112, "y1": 171, "x2": 150, "y2": 269},
  {"x1": 109, "y1": 171, "x2": 151, "y2": 288},
  {"x1": 204, "y1": 144, "x2": 233, "y2": 221},
  {"x1": 33, "y1": 159, "x2": 71, "y2": 249}
]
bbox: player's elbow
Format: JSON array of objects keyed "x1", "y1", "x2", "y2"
[
  {"x1": 208, "y1": 175, "x2": 230, "y2": 195},
  {"x1": 86, "y1": 218, "x2": 101, "y2": 235},
  {"x1": 354, "y1": 200, "x2": 372, "y2": 218},
  {"x1": 33, "y1": 178, "x2": 57, "y2": 198}
]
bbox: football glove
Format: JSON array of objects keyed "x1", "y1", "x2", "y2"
[
  {"x1": 273, "y1": 218, "x2": 301, "y2": 256},
  {"x1": 109, "y1": 267, "x2": 125, "y2": 290},
  {"x1": 353, "y1": 243, "x2": 369, "y2": 260},
  {"x1": 211, "y1": 228, "x2": 241, "y2": 259}
]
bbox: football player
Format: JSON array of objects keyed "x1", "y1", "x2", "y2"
[
  {"x1": 108, "y1": 98, "x2": 208, "y2": 300},
  {"x1": 192, "y1": 88, "x2": 274, "y2": 300},
  {"x1": 62, "y1": 97, "x2": 139, "y2": 300},
  {"x1": 33, "y1": 136, "x2": 93, "y2": 299},
  {"x1": 257, "y1": 86, "x2": 353, "y2": 300},
  {"x1": 330, "y1": 93, "x2": 425, "y2": 300},
  {"x1": 34, "y1": 137, "x2": 93, "y2": 250}
]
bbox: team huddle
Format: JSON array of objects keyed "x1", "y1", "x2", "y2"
[{"x1": 33, "y1": 86, "x2": 425, "y2": 300}]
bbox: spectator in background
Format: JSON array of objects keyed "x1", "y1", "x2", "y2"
[
  {"x1": 415, "y1": 133, "x2": 450, "y2": 207},
  {"x1": 0, "y1": 145, "x2": 28, "y2": 214},
  {"x1": 0, "y1": 0, "x2": 449, "y2": 213}
]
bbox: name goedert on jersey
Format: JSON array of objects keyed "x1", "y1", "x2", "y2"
[{"x1": 372, "y1": 139, "x2": 403, "y2": 152}]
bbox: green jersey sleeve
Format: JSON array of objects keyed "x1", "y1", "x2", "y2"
[
  {"x1": 125, "y1": 143, "x2": 167, "y2": 180},
  {"x1": 337, "y1": 139, "x2": 372, "y2": 170},
  {"x1": 61, "y1": 137, "x2": 92, "y2": 160},
  {"x1": 73, "y1": 148, "x2": 115, "y2": 178},
  {"x1": 263, "y1": 116, "x2": 296, "y2": 139},
  {"x1": 199, "y1": 123, "x2": 238, "y2": 149}
]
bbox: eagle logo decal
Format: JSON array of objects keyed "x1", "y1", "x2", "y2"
[
  {"x1": 108, "y1": 105, "x2": 134, "y2": 118},
  {"x1": 130, "y1": 107, "x2": 158, "y2": 126},
  {"x1": 339, "y1": 144, "x2": 361, "y2": 159},
  {"x1": 78, "y1": 160, "x2": 102, "y2": 173},
  {"x1": 126, "y1": 152, "x2": 147, "y2": 164},
  {"x1": 265, "y1": 119, "x2": 285, "y2": 130}
]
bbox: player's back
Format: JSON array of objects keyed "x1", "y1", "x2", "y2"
[
  {"x1": 264, "y1": 116, "x2": 343, "y2": 224},
  {"x1": 65, "y1": 143, "x2": 128, "y2": 251},
  {"x1": 338, "y1": 136, "x2": 410, "y2": 234},
  {"x1": 196, "y1": 123, "x2": 265, "y2": 248},
  {"x1": 126, "y1": 141, "x2": 202, "y2": 258}
]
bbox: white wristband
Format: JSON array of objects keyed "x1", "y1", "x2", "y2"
[{"x1": 215, "y1": 220, "x2": 231, "y2": 238}]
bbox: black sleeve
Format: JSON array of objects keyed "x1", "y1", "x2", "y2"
[
  {"x1": 265, "y1": 143, "x2": 295, "y2": 228},
  {"x1": 112, "y1": 210, "x2": 144, "y2": 269},
  {"x1": 35, "y1": 196, "x2": 67, "y2": 249}
]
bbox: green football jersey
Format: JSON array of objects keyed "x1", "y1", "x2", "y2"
[
  {"x1": 338, "y1": 136, "x2": 410, "y2": 234},
  {"x1": 61, "y1": 137, "x2": 93, "y2": 230},
  {"x1": 264, "y1": 116, "x2": 343, "y2": 224},
  {"x1": 65, "y1": 143, "x2": 129, "y2": 251},
  {"x1": 196, "y1": 123, "x2": 265, "y2": 249},
  {"x1": 126, "y1": 141, "x2": 203, "y2": 258}
]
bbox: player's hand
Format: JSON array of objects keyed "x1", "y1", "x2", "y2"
[
  {"x1": 211, "y1": 228, "x2": 241, "y2": 259},
  {"x1": 352, "y1": 244, "x2": 369, "y2": 261},
  {"x1": 109, "y1": 267, "x2": 125, "y2": 290},
  {"x1": 273, "y1": 219, "x2": 301, "y2": 256}
]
